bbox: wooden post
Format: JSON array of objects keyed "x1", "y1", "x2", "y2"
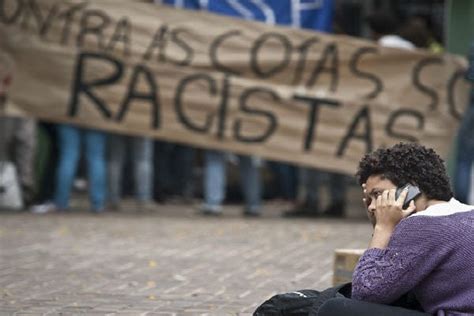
[{"x1": 333, "y1": 248, "x2": 365, "y2": 286}]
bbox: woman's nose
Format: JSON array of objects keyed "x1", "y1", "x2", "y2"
[{"x1": 368, "y1": 200, "x2": 376, "y2": 212}]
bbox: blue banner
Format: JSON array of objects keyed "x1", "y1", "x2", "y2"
[{"x1": 158, "y1": 0, "x2": 333, "y2": 32}]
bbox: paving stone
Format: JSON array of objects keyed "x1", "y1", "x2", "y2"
[{"x1": 0, "y1": 200, "x2": 371, "y2": 314}]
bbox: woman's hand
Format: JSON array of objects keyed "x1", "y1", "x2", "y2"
[
  {"x1": 363, "y1": 186, "x2": 417, "y2": 249},
  {"x1": 374, "y1": 188, "x2": 416, "y2": 230}
]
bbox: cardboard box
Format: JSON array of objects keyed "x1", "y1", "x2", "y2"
[{"x1": 333, "y1": 248, "x2": 365, "y2": 286}]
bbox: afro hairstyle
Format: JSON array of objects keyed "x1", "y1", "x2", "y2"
[{"x1": 356, "y1": 143, "x2": 453, "y2": 201}]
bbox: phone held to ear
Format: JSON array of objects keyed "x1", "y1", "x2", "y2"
[{"x1": 395, "y1": 184, "x2": 421, "y2": 209}]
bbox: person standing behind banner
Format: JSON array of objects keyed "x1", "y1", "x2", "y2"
[
  {"x1": 399, "y1": 14, "x2": 444, "y2": 53},
  {"x1": 0, "y1": 117, "x2": 37, "y2": 208},
  {"x1": 29, "y1": 122, "x2": 60, "y2": 214},
  {"x1": 155, "y1": 0, "x2": 262, "y2": 217},
  {"x1": 201, "y1": 151, "x2": 261, "y2": 216},
  {"x1": 154, "y1": 140, "x2": 196, "y2": 203},
  {"x1": 0, "y1": 52, "x2": 37, "y2": 208},
  {"x1": 151, "y1": 0, "x2": 197, "y2": 206},
  {"x1": 283, "y1": 169, "x2": 348, "y2": 217},
  {"x1": 280, "y1": 0, "x2": 352, "y2": 219},
  {"x1": 43, "y1": 124, "x2": 107, "y2": 213},
  {"x1": 158, "y1": 0, "x2": 335, "y2": 217},
  {"x1": 454, "y1": 40, "x2": 474, "y2": 204},
  {"x1": 366, "y1": 11, "x2": 415, "y2": 50},
  {"x1": 107, "y1": 134, "x2": 155, "y2": 211}
]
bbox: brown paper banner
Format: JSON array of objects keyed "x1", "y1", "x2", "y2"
[{"x1": 0, "y1": 0, "x2": 470, "y2": 174}]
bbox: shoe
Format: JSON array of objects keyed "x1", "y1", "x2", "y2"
[
  {"x1": 320, "y1": 202, "x2": 345, "y2": 218},
  {"x1": 30, "y1": 202, "x2": 58, "y2": 214},
  {"x1": 243, "y1": 207, "x2": 261, "y2": 217},
  {"x1": 282, "y1": 203, "x2": 319, "y2": 218},
  {"x1": 91, "y1": 207, "x2": 105, "y2": 214},
  {"x1": 107, "y1": 202, "x2": 121, "y2": 212},
  {"x1": 200, "y1": 204, "x2": 223, "y2": 216},
  {"x1": 136, "y1": 201, "x2": 158, "y2": 212}
]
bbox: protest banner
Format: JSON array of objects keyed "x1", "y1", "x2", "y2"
[{"x1": 0, "y1": 0, "x2": 469, "y2": 174}]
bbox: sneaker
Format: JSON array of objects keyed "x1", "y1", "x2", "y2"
[
  {"x1": 136, "y1": 201, "x2": 158, "y2": 212},
  {"x1": 243, "y1": 209, "x2": 261, "y2": 217},
  {"x1": 282, "y1": 202, "x2": 319, "y2": 218},
  {"x1": 91, "y1": 207, "x2": 105, "y2": 214},
  {"x1": 108, "y1": 203, "x2": 121, "y2": 212},
  {"x1": 200, "y1": 204, "x2": 223, "y2": 216},
  {"x1": 30, "y1": 202, "x2": 58, "y2": 214}
]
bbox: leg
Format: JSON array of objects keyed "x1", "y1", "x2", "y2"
[
  {"x1": 53, "y1": 124, "x2": 81, "y2": 210},
  {"x1": 305, "y1": 168, "x2": 321, "y2": 210},
  {"x1": 84, "y1": 128, "x2": 107, "y2": 212},
  {"x1": 0, "y1": 117, "x2": 23, "y2": 209},
  {"x1": 11, "y1": 117, "x2": 37, "y2": 205},
  {"x1": 132, "y1": 137, "x2": 153, "y2": 202},
  {"x1": 107, "y1": 134, "x2": 126, "y2": 206},
  {"x1": 153, "y1": 140, "x2": 167, "y2": 201},
  {"x1": 455, "y1": 150, "x2": 472, "y2": 203},
  {"x1": 0, "y1": 117, "x2": 15, "y2": 162},
  {"x1": 239, "y1": 155, "x2": 261, "y2": 215},
  {"x1": 34, "y1": 122, "x2": 57, "y2": 203},
  {"x1": 267, "y1": 161, "x2": 297, "y2": 200},
  {"x1": 282, "y1": 167, "x2": 319, "y2": 217},
  {"x1": 455, "y1": 100, "x2": 474, "y2": 203},
  {"x1": 174, "y1": 145, "x2": 196, "y2": 200},
  {"x1": 202, "y1": 150, "x2": 226, "y2": 214},
  {"x1": 154, "y1": 141, "x2": 174, "y2": 200},
  {"x1": 323, "y1": 172, "x2": 347, "y2": 217},
  {"x1": 278, "y1": 163, "x2": 298, "y2": 200},
  {"x1": 318, "y1": 297, "x2": 429, "y2": 316}
]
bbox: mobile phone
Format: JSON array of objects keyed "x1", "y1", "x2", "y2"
[{"x1": 395, "y1": 184, "x2": 421, "y2": 209}]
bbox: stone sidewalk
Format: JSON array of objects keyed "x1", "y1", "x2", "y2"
[{"x1": 0, "y1": 202, "x2": 371, "y2": 315}]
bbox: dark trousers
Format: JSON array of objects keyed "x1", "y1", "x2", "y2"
[{"x1": 318, "y1": 297, "x2": 430, "y2": 316}]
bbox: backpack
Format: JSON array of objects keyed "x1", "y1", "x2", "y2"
[{"x1": 253, "y1": 283, "x2": 351, "y2": 316}]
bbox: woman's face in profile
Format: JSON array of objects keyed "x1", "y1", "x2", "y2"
[{"x1": 364, "y1": 175, "x2": 397, "y2": 212}]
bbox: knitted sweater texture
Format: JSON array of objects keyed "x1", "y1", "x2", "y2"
[{"x1": 352, "y1": 200, "x2": 474, "y2": 315}]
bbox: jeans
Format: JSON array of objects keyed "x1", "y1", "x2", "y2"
[
  {"x1": 54, "y1": 124, "x2": 106, "y2": 210},
  {"x1": 300, "y1": 168, "x2": 347, "y2": 208},
  {"x1": 455, "y1": 97, "x2": 474, "y2": 203},
  {"x1": 108, "y1": 135, "x2": 153, "y2": 203},
  {"x1": 203, "y1": 150, "x2": 261, "y2": 212}
]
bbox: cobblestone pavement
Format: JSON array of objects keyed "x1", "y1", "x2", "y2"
[{"x1": 0, "y1": 200, "x2": 371, "y2": 315}]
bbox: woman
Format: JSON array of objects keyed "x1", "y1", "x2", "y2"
[
  {"x1": 255, "y1": 143, "x2": 473, "y2": 315},
  {"x1": 344, "y1": 143, "x2": 474, "y2": 315}
]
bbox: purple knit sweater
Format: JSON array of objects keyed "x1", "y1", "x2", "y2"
[{"x1": 352, "y1": 199, "x2": 474, "y2": 315}]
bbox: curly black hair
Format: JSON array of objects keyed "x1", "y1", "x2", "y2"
[{"x1": 356, "y1": 143, "x2": 453, "y2": 201}]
